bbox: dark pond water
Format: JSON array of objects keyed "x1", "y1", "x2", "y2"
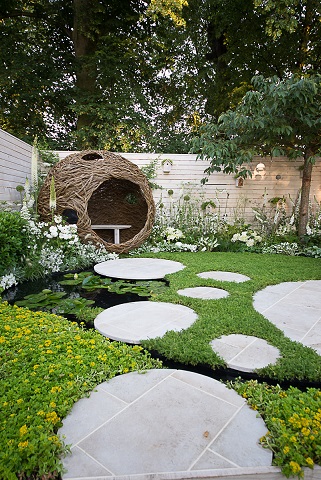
[{"x1": 2, "y1": 269, "x2": 150, "y2": 322}]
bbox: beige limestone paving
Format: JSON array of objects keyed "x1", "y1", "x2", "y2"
[
  {"x1": 59, "y1": 369, "x2": 272, "y2": 479},
  {"x1": 210, "y1": 335, "x2": 281, "y2": 373},
  {"x1": 94, "y1": 301, "x2": 198, "y2": 344},
  {"x1": 197, "y1": 271, "x2": 250, "y2": 283},
  {"x1": 253, "y1": 280, "x2": 321, "y2": 355},
  {"x1": 177, "y1": 286, "x2": 229, "y2": 300},
  {"x1": 94, "y1": 257, "x2": 185, "y2": 280}
]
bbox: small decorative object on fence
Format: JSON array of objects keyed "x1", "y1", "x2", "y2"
[
  {"x1": 161, "y1": 158, "x2": 173, "y2": 174},
  {"x1": 37, "y1": 150, "x2": 155, "y2": 253}
]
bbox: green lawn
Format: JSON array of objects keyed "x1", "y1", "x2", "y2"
[{"x1": 140, "y1": 252, "x2": 321, "y2": 383}]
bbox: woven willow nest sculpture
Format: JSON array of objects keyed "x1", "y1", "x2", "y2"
[{"x1": 37, "y1": 151, "x2": 155, "y2": 253}]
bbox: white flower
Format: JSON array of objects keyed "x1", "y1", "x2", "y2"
[
  {"x1": 164, "y1": 227, "x2": 184, "y2": 242},
  {"x1": 246, "y1": 239, "x2": 255, "y2": 247},
  {"x1": 239, "y1": 232, "x2": 248, "y2": 242},
  {"x1": 49, "y1": 225, "x2": 58, "y2": 237},
  {"x1": 39, "y1": 246, "x2": 64, "y2": 273},
  {"x1": 54, "y1": 215, "x2": 62, "y2": 224},
  {"x1": 0, "y1": 273, "x2": 18, "y2": 290},
  {"x1": 231, "y1": 233, "x2": 240, "y2": 243}
]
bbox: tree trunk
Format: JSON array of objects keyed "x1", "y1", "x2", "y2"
[
  {"x1": 298, "y1": 152, "x2": 313, "y2": 239},
  {"x1": 297, "y1": 0, "x2": 316, "y2": 70},
  {"x1": 72, "y1": 0, "x2": 99, "y2": 148}
]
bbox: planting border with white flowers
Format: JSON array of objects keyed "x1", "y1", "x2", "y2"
[{"x1": 1, "y1": 169, "x2": 321, "y2": 293}]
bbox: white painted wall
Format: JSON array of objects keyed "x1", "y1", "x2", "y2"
[
  {"x1": 0, "y1": 129, "x2": 32, "y2": 205},
  {"x1": 55, "y1": 151, "x2": 321, "y2": 224}
]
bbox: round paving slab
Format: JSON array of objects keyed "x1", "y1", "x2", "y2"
[
  {"x1": 210, "y1": 334, "x2": 281, "y2": 373},
  {"x1": 94, "y1": 257, "x2": 185, "y2": 280},
  {"x1": 253, "y1": 280, "x2": 321, "y2": 355},
  {"x1": 94, "y1": 301, "x2": 198, "y2": 343},
  {"x1": 177, "y1": 286, "x2": 229, "y2": 300},
  {"x1": 198, "y1": 271, "x2": 250, "y2": 283},
  {"x1": 59, "y1": 369, "x2": 272, "y2": 479}
]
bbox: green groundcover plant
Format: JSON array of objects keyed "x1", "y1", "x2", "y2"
[
  {"x1": 0, "y1": 302, "x2": 162, "y2": 479},
  {"x1": 230, "y1": 379, "x2": 321, "y2": 478},
  {"x1": 140, "y1": 251, "x2": 321, "y2": 383}
]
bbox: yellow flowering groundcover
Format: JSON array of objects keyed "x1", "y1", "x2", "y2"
[
  {"x1": 0, "y1": 302, "x2": 162, "y2": 479},
  {"x1": 231, "y1": 379, "x2": 321, "y2": 478}
]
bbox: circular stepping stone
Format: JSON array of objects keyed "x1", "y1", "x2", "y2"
[
  {"x1": 94, "y1": 257, "x2": 185, "y2": 280},
  {"x1": 177, "y1": 286, "x2": 229, "y2": 300},
  {"x1": 253, "y1": 280, "x2": 321, "y2": 356},
  {"x1": 94, "y1": 301, "x2": 198, "y2": 343},
  {"x1": 210, "y1": 334, "x2": 281, "y2": 373},
  {"x1": 198, "y1": 271, "x2": 250, "y2": 283},
  {"x1": 59, "y1": 369, "x2": 272, "y2": 478}
]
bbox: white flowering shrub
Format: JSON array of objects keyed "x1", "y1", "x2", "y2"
[
  {"x1": 198, "y1": 236, "x2": 220, "y2": 252},
  {"x1": 130, "y1": 241, "x2": 198, "y2": 255},
  {"x1": 39, "y1": 246, "x2": 65, "y2": 274},
  {"x1": 0, "y1": 211, "x2": 118, "y2": 288},
  {"x1": 163, "y1": 227, "x2": 184, "y2": 242},
  {"x1": 306, "y1": 207, "x2": 321, "y2": 239},
  {"x1": 303, "y1": 246, "x2": 321, "y2": 258},
  {"x1": 70, "y1": 243, "x2": 118, "y2": 268},
  {"x1": 231, "y1": 231, "x2": 262, "y2": 248}
]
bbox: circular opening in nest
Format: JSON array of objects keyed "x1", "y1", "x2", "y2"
[
  {"x1": 87, "y1": 178, "x2": 148, "y2": 244},
  {"x1": 82, "y1": 153, "x2": 103, "y2": 160}
]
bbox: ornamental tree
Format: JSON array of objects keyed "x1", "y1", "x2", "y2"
[{"x1": 193, "y1": 74, "x2": 321, "y2": 238}]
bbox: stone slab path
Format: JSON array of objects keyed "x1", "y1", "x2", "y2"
[
  {"x1": 59, "y1": 369, "x2": 272, "y2": 479},
  {"x1": 197, "y1": 271, "x2": 250, "y2": 283},
  {"x1": 94, "y1": 258, "x2": 185, "y2": 280},
  {"x1": 210, "y1": 334, "x2": 281, "y2": 372},
  {"x1": 94, "y1": 301, "x2": 198, "y2": 344},
  {"x1": 177, "y1": 286, "x2": 229, "y2": 300},
  {"x1": 253, "y1": 280, "x2": 321, "y2": 356}
]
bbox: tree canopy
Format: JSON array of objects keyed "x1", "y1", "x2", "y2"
[
  {"x1": 1, "y1": 1, "x2": 321, "y2": 152},
  {"x1": 0, "y1": 0, "x2": 203, "y2": 151},
  {"x1": 193, "y1": 74, "x2": 321, "y2": 236}
]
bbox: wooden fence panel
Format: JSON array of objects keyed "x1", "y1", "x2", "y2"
[
  {"x1": 3, "y1": 145, "x2": 318, "y2": 225},
  {"x1": 54, "y1": 151, "x2": 321, "y2": 225},
  {"x1": 0, "y1": 129, "x2": 32, "y2": 205}
]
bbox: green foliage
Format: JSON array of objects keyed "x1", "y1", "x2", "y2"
[
  {"x1": 230, "y1": 379, "x2": 321, "y2": 477},
  {"x1": 0, "y1": 211, "x2": 29, "y2": 276},
  {"x1": 193, "y1": 74, "x2": 321, "y2": 237},
  {"x1": 2, "y1": 0, "x2": 321, "y2": 150},
  {"x1": 15, "y1": 289, "x2": 95, "y2": 314},
  {"x1": 60, "y1": 272, "x2": 167, "y2": 297},
  {"x1": 0, "y1": 302, "x2": 162, "y2": 479},
  {"x1": 140, "y1": 159, "x2": 162, "y2": 190},
  {"x1": 74, "y1": 306, "x2": 105, "y2": 329},
  {"x1": 194, "y1": 75, "x2": 321, "y2": 177},
  {"x1": 0, "y1": 0, "x2": 202, "y2": 151},
  {"x1": 15, "y1": 290, "x2": 68, "y2": 310}
]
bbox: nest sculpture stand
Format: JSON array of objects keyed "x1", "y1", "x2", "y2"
[{"x1": 37, "y1": 150, "x2": 155, "y2": 253}]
